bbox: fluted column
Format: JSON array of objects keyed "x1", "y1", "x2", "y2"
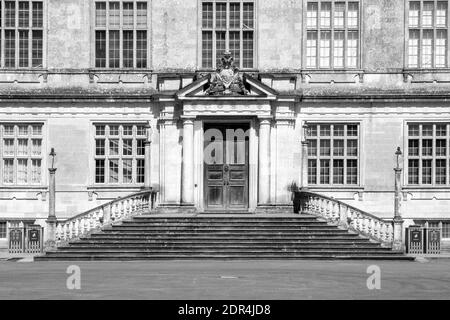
[
  {"x1": 258, "y1": 117, "x2": 272, "y2": 205},
  {"x1": 181, "y1": 116, "x2": 195, "y2": 205}
]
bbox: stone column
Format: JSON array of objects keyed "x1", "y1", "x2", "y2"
[
  {"x1": 45, "y1": 168, "x2": 57, "y2": 250},
  {"x1": 144, "y1": 124, "x2": 153, "y2": 190},
  {"x1": 258, "y1": 117, "x2": 272, "y2": 205},
  {"x1": 393, "y1": 147, "x2": 404, "y2": 252},
  {"x1": 181, "y1": 116, "x2": 195, "y2": 206}
]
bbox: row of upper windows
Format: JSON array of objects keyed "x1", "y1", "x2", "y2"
[{"x1": 2, "y1": 1, "x2": 450, "y2": 70}]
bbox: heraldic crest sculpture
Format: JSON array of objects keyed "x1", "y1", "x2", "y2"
[{"x1": 205, "y1": 50, "x2": 249, "y2": 96}]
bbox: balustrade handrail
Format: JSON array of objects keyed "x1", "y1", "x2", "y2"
[
  {"x1": 54, "y1": 189, "x2": 157, "y2": 246},
  {"x1": 295, "y1": 190, "x2": 394, "y2": 246},
  {"x1": 59, "y1": 190, "x2": 155, "y2": 224},
  {"x1": 298, "y1": 190, "x2": 388, "y2": 223}
]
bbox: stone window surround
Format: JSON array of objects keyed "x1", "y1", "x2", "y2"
[
  {"x1": 91, "y1": 121, "x2": 148, "y2": 187},
  {"x1": 303, "y1": 0, "x2": 362, "y2": 70},
  {"x1": 405, "y1": 0, "x2": 450, "y2": 69},
  {"x1": 197, "y1": 0, "x2": 257, "y2": 70},
  {"x1": 91, "y1": 0, "x2": 152, "y2": 70},
  {"x1": 405, "y1": 121, "x2": 450, "y2": 187},
  {"x1": 0, "y1": 0, "x2": 46, "y2": 69},
  {"x1": 0, "y1": 121, "x2": 46, "y2": 187}
]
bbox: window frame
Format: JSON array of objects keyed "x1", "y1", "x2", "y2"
[
  {"x1": 405, "y1": 0, "x2": 450, "y2": 69},
  {"x1": 406, "y1": 122, "x2": 450, "y2": 187},
  {"x1": 91, "y1": 0, "x2": 152, "y2": 70},
  {"x1": 198, "y1": 0, "x2": 257, "y2": 70},
  {"x1": 306, "y1": 122, "x2": 361, "y2": 187},
  {"x1": 92, "y1": 122, "x2": 147, "y2": 187},
  {"x1": 303, "y1": 0, "x2": 362, "y2": 70},
  {"x1": 0, "y1": 221, "x2": 6, "y2": 239},
  {"x1": 0, "y1": 122, "x2": 45, "y2": 187},
  {"x1": 0, "y1": 0, "x2": 46, "y2": 69}
]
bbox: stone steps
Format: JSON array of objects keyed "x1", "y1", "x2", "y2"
[{"x1": 36, "y1": 214, "x2": 413, "y2": 261}]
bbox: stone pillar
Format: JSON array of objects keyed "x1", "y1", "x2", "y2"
[
  {"x1": 393, "y1": 147, "x2": 404, "y2": 252},
  {"x1": 45, "y1": 168, "x2": 57, "y2": 250},
  {"x1": 144, "y1": 124, "x2": 153, "y2": 190},
  {"x1": 181, "y1": 116, "x2": 195, "y2": 206},
  {"x1": 258, "y1": 117, "x2": 271, "y2": 205}
]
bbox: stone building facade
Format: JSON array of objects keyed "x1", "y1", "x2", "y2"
[{"x1": 1, "y1": 0, "x2": 450, "y2": 249}]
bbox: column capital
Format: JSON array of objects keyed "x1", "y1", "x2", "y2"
[
  {"x1": 258, "y1": 116, "x2": 273, "y2": 126},
  {"x1": 180, "y1": 115, "x2": 196, "y2": 125},
  {"x1": 48, "y1": 168, "x2": 57, "y2": 174}
]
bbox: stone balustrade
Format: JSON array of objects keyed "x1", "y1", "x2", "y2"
[
  {"x1": 295, "y1": 191, "x2": 394, "y2": 247},
  {"x1": 55, "y1": 190, "x2": 156, "y2": 246}
]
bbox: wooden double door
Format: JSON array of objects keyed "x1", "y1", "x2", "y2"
[{"x1": 204, "y1": 123, "x2": 249, "y2": 212}]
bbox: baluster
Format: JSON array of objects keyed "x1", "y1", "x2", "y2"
[
  {"x1": 68, "y1": 221, "x2": 74, "y2": 239},
  {"x1": 131, "y1": 197, "x2": 137, "y2": 213}
]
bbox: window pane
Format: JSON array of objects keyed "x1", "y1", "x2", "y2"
[
  {"x1": 109, "y1": 30, "x2": 120, "y2": 68},
  {"x1": 333, "y1": 139, "x2": 344, "y2": 156},
  {"x1": 409, "y1": 1, "x2": 420, "y2": 27},
  {"x1": 137, "y1": 159, "x2": 145, "y2": 183},
  {"x1": 230, "y1": 3, "x2": 240, "y2": 29},
  {"x1": 409, "y1": 139, "x2": 419, "y2": 156},
  {"x1": 307, "y1": 2, "x2": 318, "y2": 28},
  {"x1": 320, "y1": 2, "x2": 331, "y2": 28},
  {"x1": 422, "y1": 139, "x2": 433, "y2": 156},
  {"x1": 109, "y1": 139, "x2": 119, "y2": 156},
  {"x1": 123, "y1": 139, "x2": 133, "y2": 156},
  {"x1": 202, "y1": 2, "x2": 213, "y2": 28},
  {"x1": 436, "y1": 159, "x2": 447, "y2": 184},
  {"x1": 408, "y1": 29, "x2": 420, "y2": 68},
  {"x1": 308, "y1": 140, "x2": 317, "y2": 156},
  {"x1": 320, "y1": 125, "x2": 331, "y2": 136},
  {"x1": 17, "y1": 139, "x2": 28, "y2": 156},
  {"x1": 96, "y1": 125, "x2": 106, "y2": 136},
  {"x1": 423, "y1": 124, "x2": 433, "y2": 136},
  {"x1": 17, "y1": 159, "x2": 28, "y2": 184},
  {"x1": 109, "y1": 160, "x2": 119, "y2": 183},
  {"x1": 409, "y1": 124, "x2": 420, "y2": 136},
  {"x1": 19, "y1": 1, "x2": 29, "y2": 28},
  {"x1": 3, "y1": 159, "x2": 14, "y2": 184},
  {"x1": 32, "y1": 30, "x2": 43, "y2": 67},
  {"x1": 422, "y1": 30, "x2": 433, "y2": 68},
  {"x1": 308, "y1": 159, "x2": 317, "y2": 184},
  {"x1": 319, "y1": 31, "x2": 331, "y2": 68},
  {"x1": 123, "y1": 31, "x2": 134, "y2": 68},
  {"x1": 5, "y1": 30, "x2": 16, "y2": 68},
  {"x1": 95, "y1": 159, "x2": 105, "y2": 183},
  {"x1": 123, "y1": 160, "x2": 133, "y2": 183},
  {"x1": 307, "y1": 31, "x2": 318, "y2": 68},
  {"x1": 95, "y1": 2, "x2": 106, "y2": 27},
  {"x1": 347, "y1": 140, "x2": 358, "y2": 156},
  {"x1": 229, "y1": 31, "x2": 240, "y2": 67},
  {"x1": 137, "y1": 139, "x2": 145, "y2": 156},
  {"x1": 334, "y1": 31, "x2": 344, "y2": 68},
  {"x1": 5, "y1": 1, "x2": 16, "y2": 27},
  {"x1": 437, "y1": 2, "x2": 448, "y2": 27},
  {"x1": 347, "y1": 31, "x2": 358, "y2": 68},
  {"x1": 320, "y1": 160, "x2": 330, "y2": 184},
  {"x1": 202, "y1": 31, "x2": 213, "y2": 68},
  {"x1": 123, "y1": 2, "x2": 134, "y2": 28},
  {"x1": 109, "y1": 2, "x2": 120, "y2": 28},
  {"x1": 19, "y1": 30, "x2": 29, "y2": 68},
  {"x1": 216, "y1": 31, "x2": 226, "y2": 66},
  {"x1": 243, "y1": 3, "x2": 254, "y2": 29},
  {"x1": 347, "y1": 2, "x2": 358, "y2": 28},
  {"x1": 436, "y1": 139, "x2": 446, "y2": 156},
  {"x1": 334, "y1": 2, "x2": 345, "y2": 28},
  {"x1": 96, "y1": 139, "x2": 105, "y2": 156},
  {"x1": 243, "y1": 31, "x2": 254, "y2": 69},
  {"x1": 408, "y1": 159, "x2": 419, "y2": 184},
  {"x1": 436, "y1": 30, "x2": 447, "y2": 68},
  {"x1": 347, "y1": 125, "x2": 358, "y2": 136},
  {"x1": 422, "y1": 2, "x2": 434, "y2": 27},
  {"x1": 31, "y1": 139, "x2": 41, "y2": 156},
  {"x1": 436, "y1": 124, "x2": 447, "y2": 136},
  {"x1": 31, "y1": 159, "x2": 41, "y2": 184},
  {"x1": 137, "y1": 2, "x2": 147, "y2": 28},
  {"x1": 95, "y1": 31, "x2": 106, "y2": 68},
  {"x1": 4, "y1": 139, "x2": 14, "y2": 156},
  {"x1": 320, "y1": 140, "x2": 331, "y2": 156},
  {"x1": 333, "y1": 159, "x2": 344, "y2": 184},
  {"x1": 216, "y1": 3, "x2": 226, "y2": 29},
  {"x1": 137, "y1": 30, "x2": 147, "y2": 68},
  {"x1": 123, "y1": 125, "x2": 133, "y2": 136},
  {"x1": 32, "y1": 2, "x2": 43, "y2": 27},
  {"x1": 422, "y1": 159, "x2": 432, "y2": 184},
  {"x1": 347, "y1": 159, "x2": 358, "y2": 184}
]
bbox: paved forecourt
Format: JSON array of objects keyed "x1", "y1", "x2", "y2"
[{"x1": 0, "y1": 260, "x2": 449, "y2": 300}]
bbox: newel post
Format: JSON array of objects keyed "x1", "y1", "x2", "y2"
[
  {"x1": 393, "y1": 147, "x2": 405, "y2": 252},
  {"x1": 45, "y1": 148, "x2": 57, "y2": 250}
]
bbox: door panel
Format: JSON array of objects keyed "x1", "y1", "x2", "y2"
[{"x1": 204, "y1": 123, "x2": 249, "y2": 212}]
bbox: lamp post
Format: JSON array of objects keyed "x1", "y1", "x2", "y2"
[
  {"x1": 393, "y1": 147, "x2": 404, "y2": 252},
  {"x1": 45, "y1": 148, "x2": 57, "y2": 250},
  {"x1": 301, "y1": 122, "x2": 309, "y2": 191},
  {"x1": 144, "y1": 124, "x2": 153, "y2": 190}
]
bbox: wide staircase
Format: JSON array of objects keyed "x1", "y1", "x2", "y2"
[{"x1": 36, "y1": 191, "x2": 412, "y2": 261}]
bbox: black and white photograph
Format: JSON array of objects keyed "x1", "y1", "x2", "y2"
[{"x1": 0, "y1": 0, "x2": 449, "y2": 307}]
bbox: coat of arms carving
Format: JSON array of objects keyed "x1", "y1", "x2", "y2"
[{"x1": 205, "y1": 51, "x2": 249, "y2": 96}]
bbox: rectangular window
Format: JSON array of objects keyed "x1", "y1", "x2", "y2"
[
  {"x1": 306, "y1": 1, "x2": 360, "y2": 69},
  {"x1": 1, "y1": 0, "x2": 44, "y2": 68},
  {"x1": 0, "y1": 222, "x2": 6, "y2": 238},
  {"x1": 95, "y1": 1, "x2": 149, "y2": 69},
  {"x1": 1, "y1": 123, "x2": 43, "y2": 185},
  {"x1": 407, "y1": 123, "x2": 450, "y2": 186},
  {"x1": 94, "y1": 124, "x2": 146, "y2": 185},
  {"x1": 307, "y1": 123, "x2": 359, "y2": 186},
  {"x1": 443, "y1": 222, "x2": 450, "y2": 239},
  {"x1": 201, "y1": 1, "x2": 255, "y2": 69},
  {"x1": 408, "y1": 0, "x2": 449, "y2": 68}
]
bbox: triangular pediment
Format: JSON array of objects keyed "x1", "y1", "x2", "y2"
[{"x1": 176, "y1": 73, "x2": 278, "y2": 100}]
